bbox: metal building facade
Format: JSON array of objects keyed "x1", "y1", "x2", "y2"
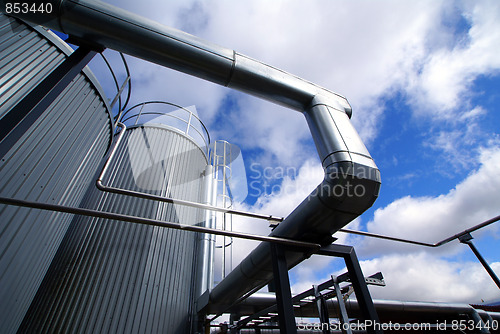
[
  {"x1": 0, "y1": 13, "x2": 113, "y2": 333},
  {"x1": 20, "y1": 124, "x2": 208, "y2": 333}
]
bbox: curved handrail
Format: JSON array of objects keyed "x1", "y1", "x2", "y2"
[
  {"x1": 98, "y1": 51, "x2": 132, "y2": 126},
  {"x1": 120, "y1": 101, "x2": 211, "y2": 154}
]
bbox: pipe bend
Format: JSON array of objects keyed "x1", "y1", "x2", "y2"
[
  {"x1": 210, "y1": 94, "x2": 380, "y2": 306},
  {"x1": 3, "y1": 0, "x2": 381, "y2": 309}
]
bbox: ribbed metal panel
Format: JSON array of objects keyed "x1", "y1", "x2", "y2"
[
  {"x1": 0, "y1": 13, "x2": 113, "y2": 334},
  {"x1": 20, "y1": 125, "x2": 207, "y2": 334}
]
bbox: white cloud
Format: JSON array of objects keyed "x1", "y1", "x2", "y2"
[
  {"x1": 100, "y1": 0, "x2": 500, "y2": 169},
  {"x1": 228, "y1": 159, "x2": 324, "y2": 268},
  {"x1": 94, "y1": 0, "x2": 500, "y2": 305},
  {"x1": 406, "y1": 0, "x2": 500, "y2": 116},
  {"x1": 283, "y1": 147, "x2": 500, "y2": 303},
  {"x1": 360, "y1": 253, "x2": 500, "y2": 303},
  {"x1": 361, "y1": 147, "x2": 500, "y2": 256}
]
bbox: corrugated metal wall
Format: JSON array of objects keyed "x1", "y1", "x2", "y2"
[
  {"x1": 0, "y1": 13, "x2": 113, "y2": 334},
  {"x1": 20, "y1": 125, "x2": 207, "y2": 334}
]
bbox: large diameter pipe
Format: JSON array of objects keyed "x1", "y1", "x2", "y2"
[
  {"x1": 225, "y1": 293, "x2": 500, "y2": 322},
  {"x1": 4, "y1": 0, "x2": 380, "y2": 308},
  {"x1": 197, "y1": 165, "x2": 216, "y2": 297},
  {"x1": 3, "y1": 0, "x2": 351, "y2": 115},
  {"x1": 209, "y1": 96, "x2": 380, "y2": 306}
]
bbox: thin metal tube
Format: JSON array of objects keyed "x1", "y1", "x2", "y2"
[
  {"x1": 225, "y1": 293, "x2": 500, "y2": 321},
  {"x1": 0, "y1": 196, "x2": 319, "y2": 250},
  {"x1": 120, "y1": 101, "x2": 211, "y2": 151},
  {"x1": 119, "y1": 53, "x2": 132, "y2": 111},
  {"x1": 337, "y1": 229, "x2": 436, "y2": 247},
  {"x1": 99, "y1": 52, "x2": 122, "y2": 112},
  {"x1": 96, "y1": 123, "x2": 284, "y2": 223},
  {"x1": 338, "y1": 213, "x2": 500, "y2": 248},
  {"x1": 460, "y1": 236, "x2": 500, "y2": 290}
]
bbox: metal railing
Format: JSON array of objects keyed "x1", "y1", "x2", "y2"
[
  {"x1": 97, "y1": 51, "x2": 132, "y2": 126},
  {"x1": 120, "y1": 101, "x2": 210, "y2": 155}
]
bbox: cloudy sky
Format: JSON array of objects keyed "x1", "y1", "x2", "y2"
[{"x1": 89, "y1": 0, "x2": 500, "y2": 305}]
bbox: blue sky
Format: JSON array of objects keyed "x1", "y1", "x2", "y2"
[{"x1": 88, "y1": 0, "x2": 500, "y2": 304}]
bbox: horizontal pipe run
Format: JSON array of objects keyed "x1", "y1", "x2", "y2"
[
  {"x1": 224, "y1": 293, "x2": 500, "y2": 321},
  {"x1": 96, "y1": 182, "x2": 283, "y2": 223},
  {"x1": 338, "y1": 228, "x2": 436, "y2": 247},
  {"x1": 338, "y1": 213, "x2": 500, "y2": 248},
  {"x1": 3, "y1": 0, "x2": 351, "y2": 115},
  {"x1": 0, "y1": 196, "x2": 320, "y2": 250},
  {"x1": 96, "y1": 123, "x2": 283, "y2": 223},
  {"x1": 6, "y1": 0, "x2": 378, "y2": 307}
]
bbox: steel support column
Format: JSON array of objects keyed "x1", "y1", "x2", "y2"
[
  {"x1": 270, "y1": 243, "x2": 297, "y2": 334},
  {"x1": 318, "y1": 244, "x2": 382, "y2": 334},
  {"x1": 313, "y1": 285, "x2": 331, "y2": 334},
  {"x1": 0, "y1": 45, "x2": 99, "y2": 158}
]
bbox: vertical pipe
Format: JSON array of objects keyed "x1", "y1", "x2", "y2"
[{"x1": 198, "y1": 165, "x2": 216, "y2": 296}]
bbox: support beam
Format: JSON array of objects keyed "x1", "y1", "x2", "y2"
[
  {"x1": 270, "y1": 243, "x2": 297, "y2": 334},
  {"x1": 459, "y1": 233, "x2": 500, "y2": 290},
  {"x1": 317, "y1": 244, "x2": 382, "y2": 334}
]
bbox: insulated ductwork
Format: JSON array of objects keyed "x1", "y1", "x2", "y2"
[{"x1": 4, "y1": 0, "x2": 380, "y2": 308}]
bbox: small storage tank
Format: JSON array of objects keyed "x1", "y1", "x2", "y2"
[
  {"x1": 19, "y1": 103, "x2": 210, "y2": 333},
  {"x1": 0, "y1": 13, "x2": 113, "y2": 333}
]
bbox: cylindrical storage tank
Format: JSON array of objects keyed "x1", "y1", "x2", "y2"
[
  {"x1": 0, "y1": 13, "x2": 113, "y2": 333},
  {"x1": 19, "y1": 103, "x2": 209, "y2": 333}
]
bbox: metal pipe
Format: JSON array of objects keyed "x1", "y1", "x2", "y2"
[
  {"x1": 3, "y1": 0, "x2": 351, "y2": 115},
  {"x1": 224, "y1": 293, "x2": 500, "y2": 322},
  {"x1": 209, "y1": 96, "x2": 381, "y2": 307},
  {"x1": 198, "y1": 164, "x2": 217, "y2": 297},
  {"x1": 0, "y1": 196, "x2": 320, "y2": 250},
  {"x1": 96, "y1": 123, "x2": 283, "y2": 223},
  {"x1": 6, "y1": 0, "x2": 380, "y2": 307},
  {"x1": 338, "y1": 213, "x2": 500, "y2": 248},
  {"x1": 460, "y1": 234, "x2": 500, "y2": 290}
]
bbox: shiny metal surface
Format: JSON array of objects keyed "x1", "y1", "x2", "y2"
[
  {"x1": 19, "y1": 125, "x2": 207, "y2": 333},
  {"x1": 95, "y1": 123, "x2": 283, "y2": 223},
  {"x1": 217, "y1": 292, "x2": 500, "y2": 322},
  {"x1": 7, "y1": 0, "x2": 381, "y2": 314},
  {"x1": 0, "y1": 13, "x2": 113, "y2": 334},
  {"x1": 209, "y1": 96, "x2": 381, "y2": 307},
  {"x1": 197, "y1": 164, "x2": 217, "y2": 297},
  {"x1": 120, "y1": 101, "x2": 211, "y2": 156},
  {"x1": 4, "y1": 0, "x2": 351, "y2": 115}
]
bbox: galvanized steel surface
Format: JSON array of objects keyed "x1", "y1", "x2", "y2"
[
  {"x1": 0, "y1": 13, "x2": 113, "y2": 334},
  {"x1": 20, "y1": 125, "x2": 207, "y2": 333},
  {"x1": 6, "y1": 0, "x2": 352, "y2": 115},
  {"x1": 6, "y1": 1, "x2": 381, "y2": 312}
]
